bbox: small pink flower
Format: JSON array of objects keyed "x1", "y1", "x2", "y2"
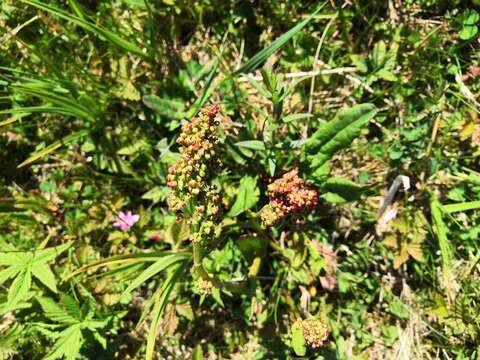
[{"x1": 113, "y1": 211, "x2": 139, "y2": 231}]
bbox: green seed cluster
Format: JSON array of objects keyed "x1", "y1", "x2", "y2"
[
  {"x1": 167, "y1": 105, "x2": 221, "y2": 242},
  {"x1": 195, "y1": 278, "x2": 213, "y2": 295}
]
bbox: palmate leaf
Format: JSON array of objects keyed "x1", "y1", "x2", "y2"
[
  {"x1": 37, "y1": 297, "x2": 80, "y2": 325},
  {"x1": 227, "y1": 176, "x2": 260, "y2": 217},
  {"x1": 0, "y1": 324, "x2": 23, "y2": 359},
  {"x1": 43, "y1": 324, "x2": 83, "y2": 360},
  {"x1": 302, "y1": 104, "x2": 377, "y2": 184},
  {"x1": 31, "y1": 242, "x2": 71, "y2": 264},
  {"x1": 0, "y1": 243, "x2": 70, "y2": 310}
]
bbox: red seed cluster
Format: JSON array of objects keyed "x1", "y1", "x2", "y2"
[
  {"x1": 167, "y1": 105, "x2": 221, "y2": 213},
  {"x1": 260, "y1": 170, "x2": 317, "y2": 226}
]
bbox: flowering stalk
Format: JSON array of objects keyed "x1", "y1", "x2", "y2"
[{"x1": 167, "y1": 105, "x2": 250, "y2": 294}]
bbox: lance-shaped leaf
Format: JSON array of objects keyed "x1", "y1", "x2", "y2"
[
  {"x1": 302, "y1": 104, "x2": 377, "y2": 183},
  {"x1": 227, "y1": 176, "x2": 260, "y2": 217}
]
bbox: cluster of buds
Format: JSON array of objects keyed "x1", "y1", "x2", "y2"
[
  {"x1": 260, "y1": 170, "x2": 318, "y2": 226},
  {"x1": 296, "y1": 318, "x2": 329, "y2": 348},
  {"x1": 195, "y1": 278, "x2": 214, "y2": 295},
  {"x1": 167, "y1": 105, "x2": 222, "y2": 242},
  {"x1": 167, "y1": 105, "x2": 221, "y2": 210}
]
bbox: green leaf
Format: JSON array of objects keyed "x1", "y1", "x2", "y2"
[
  {"x1": 233, "y1": 3, "x2": 327, "y2": 75},
  {"x1": 283, "y1": 113, "x2": 313, "y2": 123},
  {"x1": 234, "y1": 140, "x2": 266, "y2": 151},
  {"x1": 9, "y1": 85, "x2": 96, "y2": 121},
  {"x1": 0, "y1": 252, "x2": 22, "y2": 266},
  {"x1": 22, "y1": 0, "x2": 148, "y2": 58},
  {"x1": 459, "y1": 10, "x2": 479, "y2": 40},
  {"x1": 6, "y1": 270, "x2": 31, "y2": 310},
  {"x1": 227, "y1": 176, "x2": 260, "y2": 217},
  {"x1": 303, "y1": 104, "x2": 377, "y2": 183},
  {"x1": 67, "y1": 251, "x2": 185, "y2": 279},
  {"x1": 291, "y1": 322, "x2": 306, "y2": 356},
  {"x1": 430, "y1": 195, "x2": 453, "y2": 289},
  {"x1": 145, "y1": 264, "x2": 185, "y2": 360},
  {"x1": 37, "y1": 297, "x2": 79, "y2": 325},
  {"x1": 164, "y1": 220, "x2": 190, "y2": 246},
  {"x1": 43, "y1": 324, "x2": 83, "y2": 360},
  {"x1": 120, "y1": 253, "x2": 189, "y2": 301},
  {"x1": 32, "y1": 242, "x2": 71, "y2": 265},
  {"x1": 31, "y1": 264, "x2": 58, "y2": 293},
  {"x1": 321, "y1": 177, "x2": 367, "y2": 203},
  {"x1": 18, "y1": 130, "x2": 89, "y2": 168},
  {"x1": 189, "y1": 44, "x2": 225, "y2": 118},
  {"x1": 443, "y1": 201, "x2": 480, "y2": 214},
  {"x1": 0, "y1": 266, "x2": 22, "y2": 285},
  {"x1": 142, "y1": 95, "x2": 187, "y2": 120},
  {"x1": 192, "y1": 345, "x2": 204, "y2": 360}
]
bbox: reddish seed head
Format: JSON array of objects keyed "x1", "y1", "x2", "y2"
[{"x1": 206, "y1": 104, "x2": 220, "y2": 118}]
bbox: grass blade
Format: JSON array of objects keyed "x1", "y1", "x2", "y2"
[
  {"x1": 145, "y1": 263, "x2": 186, "y2": 360},
  {"x1": 18, "y1": 129, "x2": 89, "y2": 168},
  {"x1": 430, "y1": 194, "x2": 453, "y2": 292},
  {"x1": 442, "y1": 201, "x2": 480, "y2": 214},
  {"x1": 233, "y1": 3, "x2": 327, "y2": 75},
  {"x1": 22, "y1": 0, "x2": 148, "y2": 59},
  {"x1": 119, "y1": 253, "x2": 190, "y2": 301}
]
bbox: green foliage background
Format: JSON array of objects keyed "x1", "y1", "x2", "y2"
[{"x1": 1, "y1": 0, "x2": 480, "y2": 359}]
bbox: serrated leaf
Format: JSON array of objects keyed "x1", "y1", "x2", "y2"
[
  {"x1": 0, "y1": 265, "x2": 22, "y2": 285},
  {"x1": 0, "y1": 252, "x2": 23, "y2": 266},
  {"x1": 321, "y1": 177, "x2": 366, "y2": 202},
  {"x1": 32, "y1": 242, "x2": 71, "y2": 265},
  {"x1": 227, "y1": 176, "x2": 260, "y2": 217},
  {"x1": 393, "y1": 244, "x2": 409, "y2": 269},
  {"x1": 43, "y1": 324, "x2": 83, "y2": 360},
  {"x1": 37, "y1": 297, "x2": 79, "y2": 324},
  {"x1": 31, "y1": 263, "x2": 58, "y2": 293},
  {"x1": 142, "y1": 186, "x2": 168, "y2": 203},
  {"x1": 6, "y1": 270, "x2": 31, "y2": 310},
  {"x1": 407, "y1": 243, "x2": 423, "y2": 262}
]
